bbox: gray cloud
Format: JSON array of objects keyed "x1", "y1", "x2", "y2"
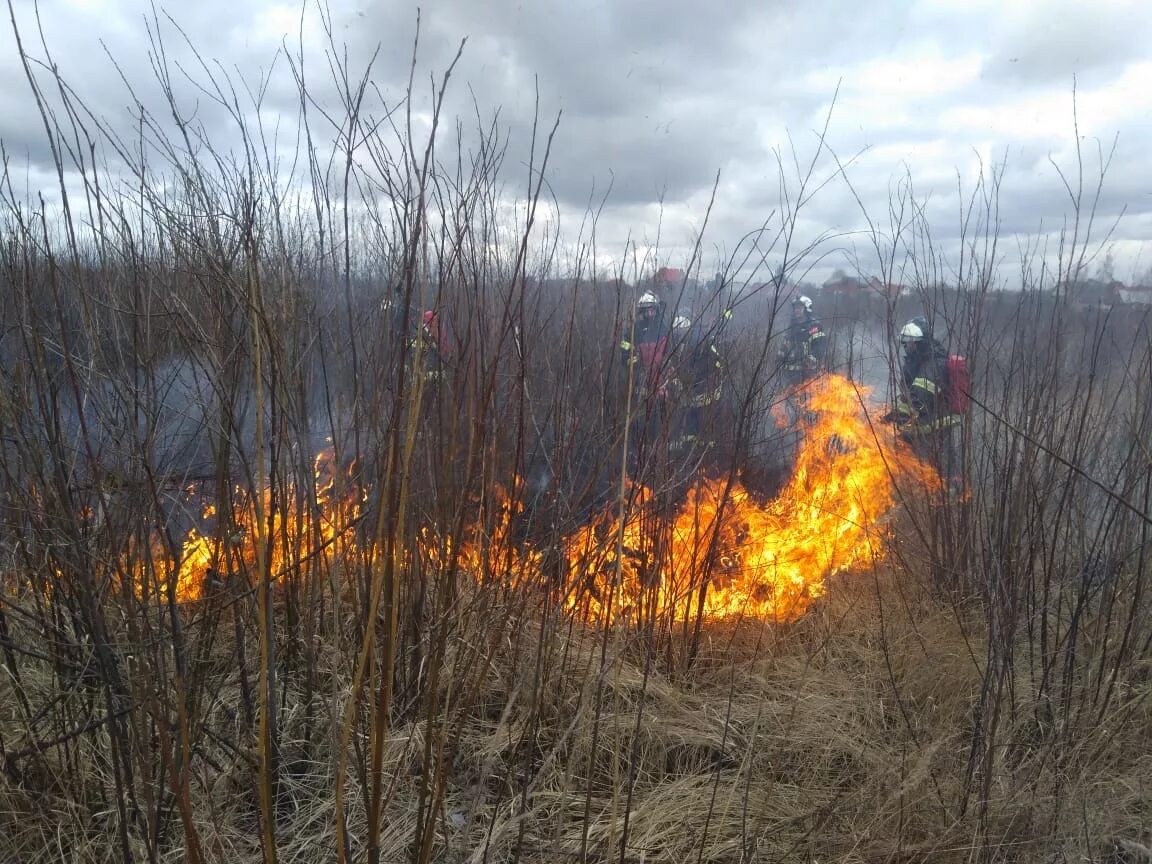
[
  {"x1": 979, "y1": 0, "x2": 1152, "y2": 87},
  {"x1": 0, "y1": 0, "x2": 1149, "y2": 284}
]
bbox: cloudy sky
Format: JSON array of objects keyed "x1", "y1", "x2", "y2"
[{"x1": 3, "y1": 0, "x2": 1151, "y2": 286}]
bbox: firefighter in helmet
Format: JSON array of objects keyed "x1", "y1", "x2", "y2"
[
  {"x1": 619, "y1": 290, "x2": 672, "y2": 395},
  {"x1": 774, "y1": 295, "x2": 828, "y2": 466},
  {"x1": 411, "y1": 309, "x2": 450, "y2": 384},
  {"x1": 884, "y1": 316, "x2": 961, "y2": 482},
  {"x1": 616, "y1": 290, "x2": 675, "y2": 476},
  {"x1": 667, "y1": 313, "x2": 725, "y2": 455},
  {"x1": 777, "y1": 295, "x2": 827, "y2": 387}
]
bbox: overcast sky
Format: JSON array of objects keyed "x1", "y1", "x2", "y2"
[{"x1": 3, "y1": 0, "x2": 1151, "y2": 286}]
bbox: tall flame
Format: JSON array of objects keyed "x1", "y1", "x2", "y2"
[
  {"x1": 126, "y1": 374, "x2": 937, "y2": 623},
  {"x1": 562, "y1": 374, "x2": 939, "y2": 623}
]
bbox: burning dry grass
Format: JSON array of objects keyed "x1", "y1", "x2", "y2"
[
  {"x1": 4, "y1": 371, "x2": 1147, "y2": 862},
  {"x1": 2, "y1": 363, "x2": 1148, "y2": 863},
  {"x1": 1, "y1": 10, "x2": 1149, "y2": 859},
  {"x1": 126, "y1": 374, "x2": 938, "y2": 624}
]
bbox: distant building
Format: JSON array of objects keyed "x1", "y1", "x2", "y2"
[
  {"x1": 821, "y1": 270, "x2": 866, "y2": 296},
  {"x1": 1117, "y1": 285, "x2": 1152, "y2": 306},
  {"x1": 867, "y1": 276, "x2": 910, "y2": 300}
]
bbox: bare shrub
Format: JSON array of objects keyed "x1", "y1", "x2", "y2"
[{"x1": 0, "y1": 13, "x2": 1148, "y2": 864}]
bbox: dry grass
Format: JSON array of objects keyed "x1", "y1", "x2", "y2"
[
  {"x1": 3, "y1": 562, "x2": 1148, "y2": 864},
  {"x1": 1, "y1": 12, "x2": 1150, "y2": 864}
]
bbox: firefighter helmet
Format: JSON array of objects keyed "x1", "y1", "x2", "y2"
[
  {"x1": 637, "y1": 290, "x2": 661, "y2": 310},
  {"x1": 899, "y1": 317, "x2": 929, "y2": 341},
  {"x1": 792, "y1": 295, "x2": 813, "y2": 314},
  {"x1": 899, "y1": 317, "x2": 930, "y2": 354},
  {"x1": 673, "y1": 314, "x2": 692, "y2": 331}
]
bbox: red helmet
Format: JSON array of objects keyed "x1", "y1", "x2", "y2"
[{"x1": 422, "y1": 310, "x2": 437, "y2": 326}]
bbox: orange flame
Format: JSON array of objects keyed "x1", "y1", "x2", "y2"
[
  {"x1": 417, "y1": 477, "x2": 545, "y2": 587},
  {"x1": 562, "y1": 374, "x2": 938, "y2": 623},
  {"x1": 138, "y1": 446, "x2": 366, "y2": 602},
  {"x1": 132, "y1": 374, "x2": 936, "y2": 624}
]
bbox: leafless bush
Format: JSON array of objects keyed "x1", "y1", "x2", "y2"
[{"x1": 0, "y1": 12, "x2": 1148, "y2": 864}]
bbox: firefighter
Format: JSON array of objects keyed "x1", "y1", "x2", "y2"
[
  {"x1": 884, "y1": 316, "x2": 962, "y2": 483},
  {"x1": 619, "y1": 290, "x2": 672, "y2": 395},
  {"x1": 411, "y1": 309, "x2": 450, "y2": 385},
  {"x1": 617, "y1": 291, "x2": 674, "y2": 476},
  {"x1": 776, "y1": 295, "x2": 827, "y2": 387},
  {"x1": 667, "y1": 313, "x2": 725, "y2": 455},
  {"x1": 774, "y1": 295, "x2": 827, "y2": 463},
  {"x1": 388, "y1": 282, "x2": 409, "y2": 345}
]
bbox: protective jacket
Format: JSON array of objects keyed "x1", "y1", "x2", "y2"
[
  {"x1": 671, "y1": 322, "x2": 724, "y2": 408},
  {"x1": 620, "y1": 313, "x2": 673, "y2": 395},
  {"x1": 890, "y1": 340, "x2": 959, "y2": 436},
  {"x1": 779, "y1": 316, "x2": 827, "y2": 377},
  {"x1": 411, "y1": 315, "x2": 451, "y2": 383}
]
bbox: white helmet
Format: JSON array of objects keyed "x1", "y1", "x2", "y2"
[
  {"x1": 672, "y1": 315, "x2": 692, "y2": 331},
  {"x1": 899, "y1": 317, "x2": 928, "y2": 341},
  {"x1": 792, "y1": 295, "x2": 813, "y2": 313},
  {"x1": 637, "y1": 290, "x2": 661, "y2": 310},
  {"x1": 899, "y1": 318, "x2": 931, "y2": 355},
  {"x1": 899, "y1": 322, "x2": 924, "y2": 340}
]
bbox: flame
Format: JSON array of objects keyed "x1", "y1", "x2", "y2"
[
  {"x1": 137, "y1": 445, "x2": 367, "y2": 602},
  {"x1": 417, "y1": 477, "x2": 545, "y2": 587},
  {"x1": 562, "y1": 374, "x2": 939, "y2": 623},
  {"x1": 122, "y1": 374, "x2": 937, "y2": 624}
]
